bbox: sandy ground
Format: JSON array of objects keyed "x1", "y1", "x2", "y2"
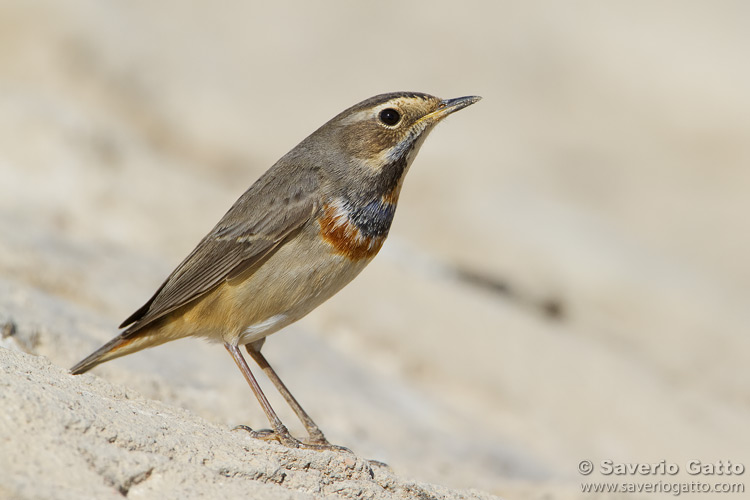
[{"x1": 1, "y1": 1, "x2": 749, "y2": 499}]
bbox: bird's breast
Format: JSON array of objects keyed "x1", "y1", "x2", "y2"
[{"x1": 317, "y1": 197, "x2": 396, "y2": 261}]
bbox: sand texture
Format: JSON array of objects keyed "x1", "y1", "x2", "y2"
[{"x1": 2, "y1": 2, "x2": 749, "y2": 499}]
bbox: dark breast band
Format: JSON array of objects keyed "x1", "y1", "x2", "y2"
[{"x1": 317, "y1": 197, "x2": 396, "y2": 261}]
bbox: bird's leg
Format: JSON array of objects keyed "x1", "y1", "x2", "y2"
[
  {"x1": 226, "y1": 343, "x2": 348, "y2": 452},
  {"x1": 246, "y1": 340, "x2": 330, "y2": 446},
  {"x1": 225, "y1": 343, "x2": 302, "y2": 447}
]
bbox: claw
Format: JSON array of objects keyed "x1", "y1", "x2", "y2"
[
  {"x1": 232, "y1": 425, "x2": 277, "y2": 440},
  {"x1": 232, "y1": 424, "x2": 352, "y2": 452}
]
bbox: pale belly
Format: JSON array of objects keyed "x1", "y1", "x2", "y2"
[{"x1": 172, "y1": 226, "x2": 375, "y2": 346}]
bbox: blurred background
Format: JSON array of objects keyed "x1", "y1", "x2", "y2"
[{"x1": 1, "y1": 1, "x2": 749, "y2": 498}]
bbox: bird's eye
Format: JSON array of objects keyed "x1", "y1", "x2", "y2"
[{"x1": 378, "y1": 108, "x2": 401, "y2": 126}]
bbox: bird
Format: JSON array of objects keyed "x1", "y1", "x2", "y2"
[{"x1": 71, "y1": 91, "x2": 481, "y2": 450}]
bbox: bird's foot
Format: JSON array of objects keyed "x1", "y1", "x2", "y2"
[
  {"x1": 232, "y1": 424, "x2": 276, "y2": 440},
  {"x1": 233, "y1": 424, "x2": 352, "y2": 453},
  {"x1": 304, "y1": 428, "x2": 332, "y2": 446}
]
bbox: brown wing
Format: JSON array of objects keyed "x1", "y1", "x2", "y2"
[{"x1": 120, "y1": 164, "x2": 319, "y2": 334}]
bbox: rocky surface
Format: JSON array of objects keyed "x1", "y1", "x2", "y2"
[
  {"x1": 0, "y1": 346, "x2": 497, "y2": 500},
  {"x1": 2, "y1": 2, "x2": 750, "y2": 499}
]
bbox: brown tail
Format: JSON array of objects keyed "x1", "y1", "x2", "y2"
[
  {"x1": 70, "y1": 335, "x2": 131, "y2": 374},
  {"x1": 70, "y1": 329, "x2": 165, "y2": 375}
]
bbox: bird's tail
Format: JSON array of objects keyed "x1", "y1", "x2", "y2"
[{"x1": 70, "y1": 329, "x2": 165, "y2": 375}]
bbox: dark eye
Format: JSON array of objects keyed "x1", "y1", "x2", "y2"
[{"x1": 379, "y1": 108, "x2": 401, "y2": 126}]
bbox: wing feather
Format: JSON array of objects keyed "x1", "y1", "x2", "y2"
[{"x1": 120, "y1": 165, "x2": 319, "y2": 334}]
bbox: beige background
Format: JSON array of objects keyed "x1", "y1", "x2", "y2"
[{"x1": 1, "y1": 1, "x2": 749, "y2": 499}]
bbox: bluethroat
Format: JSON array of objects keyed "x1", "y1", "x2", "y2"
[{"x1": 71, "y1": 91, "x2": 481, "y2": 450}]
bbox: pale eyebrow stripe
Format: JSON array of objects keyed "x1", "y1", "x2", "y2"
[{"x1": 338, "y1": 109, "x2": 372, "y2": 125}]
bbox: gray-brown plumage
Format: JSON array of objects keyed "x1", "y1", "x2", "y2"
[{"x1": 71, "y1": 91, "x2": 480, "y2": 449}]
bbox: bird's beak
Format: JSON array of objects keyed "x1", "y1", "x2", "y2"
[{"x1": 424, "y1": 95, "x2": 482, "y2": 123}]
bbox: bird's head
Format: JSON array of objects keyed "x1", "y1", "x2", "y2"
[{"x1": 302, "y1": 92, "x2": 481, "y2": 203}]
